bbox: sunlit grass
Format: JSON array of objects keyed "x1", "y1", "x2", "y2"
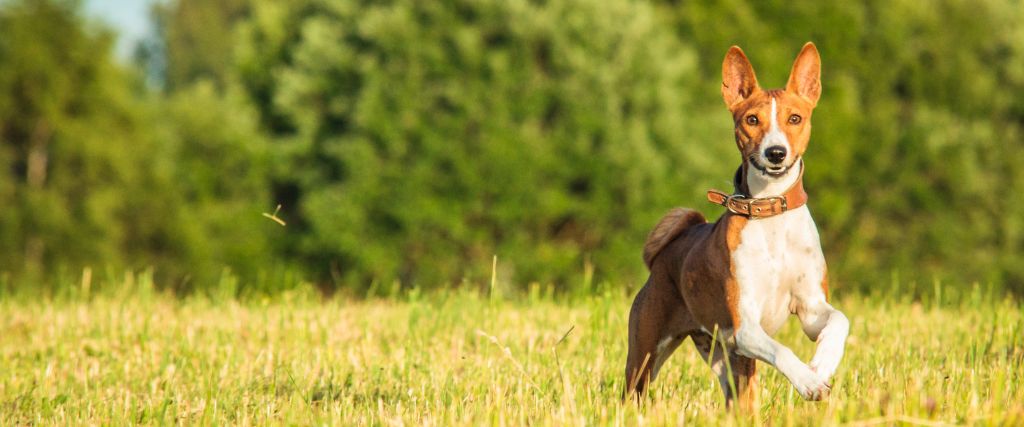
[{"x1": 1, "y1": 280, "x2": 1021, "y2": 425}]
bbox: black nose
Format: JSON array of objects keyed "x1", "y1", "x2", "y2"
[{"x1": 765, "y1": 146, "x2": 787, "y2": 164}]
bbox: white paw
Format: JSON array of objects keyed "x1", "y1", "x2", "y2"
[
  {"x1": 808, "y1": 358, "x2": 837, "y2": 383},
  {"x1": 791, "y1": 366, "x2": 831, "y2": 401}
]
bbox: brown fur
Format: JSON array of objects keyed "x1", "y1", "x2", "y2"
[
  {"x1": 625, "y1": 212, "x2": 749, "y2": 399},
  {"x1": 625, "y1": 43, "x2": 823, "y2": 409}
]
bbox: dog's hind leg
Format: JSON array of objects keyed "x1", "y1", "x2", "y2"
[
  {"x1": 624, "y1": 275, "x2": 696, "y2": 400},
  {"x1": 692, "y1": 333, "x2": 759, "y2": 410},
  {"x1": 732, "y1": 354, "x2": 758, "y2": 410}
]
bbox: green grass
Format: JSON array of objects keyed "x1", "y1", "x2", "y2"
[{"x1": 1, "y1": 280, "x2": 1022, "y2": 425}]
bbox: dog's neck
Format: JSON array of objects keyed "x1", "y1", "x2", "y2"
[{"x1": 736, "y1": 159, "x2": 804, "y2": 198}]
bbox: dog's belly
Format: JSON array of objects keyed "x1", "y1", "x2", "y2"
[{"x1": 732, "y1": 206, "x2": 827, "y2": 336}]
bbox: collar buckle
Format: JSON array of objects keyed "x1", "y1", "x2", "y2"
[{"x1": 724, "y1": 194, "x2": 749, "y2": 215}]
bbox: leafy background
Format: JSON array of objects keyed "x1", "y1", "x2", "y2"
[{"x1": 2, "y1": 0, "x2": 1023, "y2": 296}]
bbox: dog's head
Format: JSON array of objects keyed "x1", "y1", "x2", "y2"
[{"x1": 721, "y1": 43, "x2": 821, "y2": 178}]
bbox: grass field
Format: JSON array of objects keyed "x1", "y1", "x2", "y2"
[{"x1": 1, "y1": 278, "x2": 1022, "y2": 425}]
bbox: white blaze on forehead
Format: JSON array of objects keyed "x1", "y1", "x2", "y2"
[
  {"x1": 770, "y1": 98, "x2": 780, "y2": 133},
  {"x1": 765, "y1": 97, "x2": 789, "y2": 149}
]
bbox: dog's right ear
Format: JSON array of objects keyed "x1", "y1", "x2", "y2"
[{"x1": 721, "y1": 46, "x2": 760, "y2": 109}]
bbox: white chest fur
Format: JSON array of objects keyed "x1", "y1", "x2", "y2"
[
  {"x1": 731, "y1": 161, "x2": 827, "y2": 336},
  {"x1": 732, "y1": 206, "x2": 826, "y2": 335}
]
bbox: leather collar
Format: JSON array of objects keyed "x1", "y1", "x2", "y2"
[{"x1": 706, "y1": 161, "x2": 807, "y2": 219}]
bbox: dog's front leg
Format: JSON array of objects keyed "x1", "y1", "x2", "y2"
[
  {"x1": 796, "y1": 298, "x2": 850, "y2": 382},
  {"x1": 733, "y1": 323, "x2": 831, "y2": 400}
]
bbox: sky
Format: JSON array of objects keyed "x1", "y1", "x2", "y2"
[{"x1": 83, "y1": 0, "x2": 159, "y2": 60}]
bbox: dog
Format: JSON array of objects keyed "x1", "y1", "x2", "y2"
[{"x1": 624, "y1": 42, "x2": 849, "y2": 409}]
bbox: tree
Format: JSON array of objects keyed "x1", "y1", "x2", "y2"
[
  {"x1": 148, "y1": 0, "x2": 251, "y2": 91},
  {"x1": 236, "y1": 0, "x2": 713, "y2": 290},
  {"x1": 0, "y1": 0, "x2": 153, "y2": 279},
  {"x1": 0, "y1": 0, "x2": 277, "y2": 293}
]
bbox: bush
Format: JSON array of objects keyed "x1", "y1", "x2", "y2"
[{"x1": 237, "y1": 0, "x2": 720, "y2": 290}]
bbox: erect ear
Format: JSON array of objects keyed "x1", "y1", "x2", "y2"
[
  {"x1": 786, "y1": 42, "x2": 821, "y2": 106},
  {"x1": 721, "y1": 46, "x2": 760, "y2": 108}
]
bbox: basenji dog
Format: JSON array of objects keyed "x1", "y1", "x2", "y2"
[{"x1": 624, "y1": 42, "x2": 849, "y2": 409}]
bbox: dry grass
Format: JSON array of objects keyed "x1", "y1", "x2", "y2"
[{"x1": 1, "y1": 282, "x2": 1021, "y2": 425}]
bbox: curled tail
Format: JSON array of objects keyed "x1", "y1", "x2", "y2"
[{"x1": 643, "y1": 208, "x2": 706, "y2": 269}]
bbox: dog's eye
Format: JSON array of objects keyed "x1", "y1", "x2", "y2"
[
  {"x1": 788, "y1": 114, "x2": 802, "y2": 125},
  {"x1": 745, "y1": 115, "x2": 759, "y2": 125}
]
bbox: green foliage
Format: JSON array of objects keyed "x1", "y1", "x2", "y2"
[
  {"x1": 3, "y1": 0, "x2": 1024, "y2": 295},
  {"x1": 0, "y1": 0, "x2": 276, "y2": 293},
  {"x1": 151, "y1": 82, "x2": 279, "y2": 291},
  {"x1": 0, "y1": 0, "x2": 162, "y2": 276},
  {"x1": 238, "y1": 0, "x2": 714, "y2": 289}
]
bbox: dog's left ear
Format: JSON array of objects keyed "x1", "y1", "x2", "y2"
[{"x1": 786, "y1": 42, "x2": 821, "y2": 106}]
